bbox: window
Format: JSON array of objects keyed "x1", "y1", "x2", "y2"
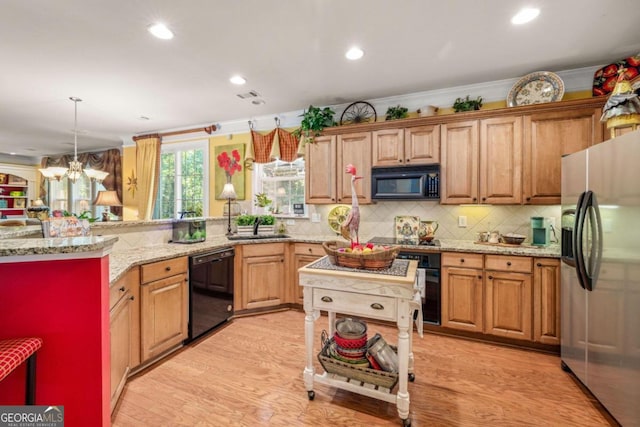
[
  {"x1": 48, "y1": 176, "x2": 105, "y2": 217},
  {"x1": 252, "y1": 158, "x2": 306, "y2": 217},
  {"x1": 154, "y1": 140, "x2": 208, "y2": 219}
]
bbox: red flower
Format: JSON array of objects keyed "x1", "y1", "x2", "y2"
[{"x1": 217, "y1": 149, "x2": 242, "y2": 178}]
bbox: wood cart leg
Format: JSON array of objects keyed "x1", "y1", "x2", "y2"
[
  {"x1": 396, "y1": 302, "x2": 411, "y2": 422},
  {"x1": 303, "y1": 286, "x2": 317, "y2": 398}
]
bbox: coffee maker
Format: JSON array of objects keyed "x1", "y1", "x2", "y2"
[{"x1": 530, "y1": 217, "x2": 551, "y2": 246}]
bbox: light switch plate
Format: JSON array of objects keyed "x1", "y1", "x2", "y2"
[
  {"x1": 458, "y1": 216, "x2": 467, "y2": 227},
  {"x1": 311, "y1": 213, "x2": 321, "y2": 223}
]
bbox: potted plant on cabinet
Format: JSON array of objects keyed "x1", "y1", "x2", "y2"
[
  {"x1": 385, "y1": 105, "x2": 409, "y2": 120},
  {"x1": 452, "y1": 95, "x2": 483, "y2": 112},
  {"x1": 293, "y1": 105, "x2": 337, "y2": 144}
]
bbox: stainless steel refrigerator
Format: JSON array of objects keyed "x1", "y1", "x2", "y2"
[{"x1": 561, "y1": 129, "x2": 640, "y2": 426}]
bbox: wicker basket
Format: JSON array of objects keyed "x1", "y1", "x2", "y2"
[
  {"x1": 318, "y1": 334, "x2": 399, "y2": 389},
  {"x1": 322, "y1": 240, "x2": 400, "y2": 271}
]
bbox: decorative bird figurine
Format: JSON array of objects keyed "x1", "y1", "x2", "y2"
[
  {"x1": 600, "y1": 67, "x2": 640, "y2": 138},
  {"x1": 340, "y1": 164, "x2": 362, "y2": 246}
]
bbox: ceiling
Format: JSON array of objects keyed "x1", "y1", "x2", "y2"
[{"x1": 1, "y1": 0, "x2": 639, "y2": 158}]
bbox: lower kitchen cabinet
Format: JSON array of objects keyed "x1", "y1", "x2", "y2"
[
  {"x1": 239, "y1": 243, "x2": 287, "y2": 310},
  {"x1": 291, "y1": 243, "x2": 324, "y2": 305},
  {"x1": 140, "y1": 257, "x2": 188, "y2": 362},
  {"x1": 484, "y1": 255, "x2": 533, "y2": 341},
  {"x1": 441, "y1": 253, "x2": 484, "y2": 333},
  {"x1": 109, "y1": 266, "x2": 140, "y2": 412},
  {"x1": 533, "y1": 258, "x2": 561, "y2": 345}
]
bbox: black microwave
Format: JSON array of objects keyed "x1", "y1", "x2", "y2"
[{"x1": 371, "y1": 165, "x2": 440, "y2": 200}]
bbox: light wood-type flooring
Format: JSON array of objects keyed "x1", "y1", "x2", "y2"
[{"x1": 112, "y1": 310, "x2": 616, "y2": 427}]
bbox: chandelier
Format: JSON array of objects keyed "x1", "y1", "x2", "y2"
[{"x1": 39, "y1": 97, "x2": 109, "y2": 183}]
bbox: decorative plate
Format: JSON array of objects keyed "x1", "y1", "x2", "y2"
[
  {"x1": 394, "y1": 216, "x2": 420, "y2": 241},
  {"x1": 507, "y1": 71, "x2": 564, "y2": 107},
  {"x1": 327, "y1": 205, "x2": 351, "y2": 234}
]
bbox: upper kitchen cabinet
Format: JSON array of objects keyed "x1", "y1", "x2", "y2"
[
  {"x1": 522, "y1": 104, "x2": 604, "y2": 204},
  {"x1": 372, "y1": 125, "x2": 440, "y2": 167},
  {"x1": 305, "y1": 132, "x2": 371, "y2": 204},
  {"x1": 441, "y1": 116, "x2": 521, "y2": 204}
]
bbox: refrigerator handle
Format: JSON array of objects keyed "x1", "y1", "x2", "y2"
[
  {"x1": 573, "y1": 191, "x2": 589, "y2": 290},
  {"x1": 583, "y1": 191, "x2": 603, "y2": 291}
]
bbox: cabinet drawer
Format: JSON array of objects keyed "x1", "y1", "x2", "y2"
[
  {"x1": 243, "y1": 242, "x2": 286, "y2": 258},
  {"x1": 312, "y1": 288, "x2": 397, "y2": 322},
  {"x1": 442, "y1": 252, "x2": 483, "y2": 269},
  {"x1": 140, "y1": 257, "x2": 188, "y2": 284},
  {"x1": 485, "y1": 255, "x2": 532, "y2": 273},
  {"x1": 295, "y1": 243, "x2": 325, "y2": 257}
]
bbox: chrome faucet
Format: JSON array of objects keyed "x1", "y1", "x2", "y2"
[{"x1": 253, "y1": 216, "x2": 263, "y2": 235}]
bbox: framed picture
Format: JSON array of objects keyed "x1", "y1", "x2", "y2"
[
  {"x1": 8, "y1": 175, "x2": 27, "y2": 186},
  {"x1": 214, "y1": 143, "x2": 246, "y2": 200},
  {"x1": 14, "y1": 198, "x2": 26, "y2": 208}
]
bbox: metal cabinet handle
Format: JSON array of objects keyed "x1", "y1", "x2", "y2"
[
  {"x1": 537, "y1": 262, "x2": 542, "y2": 267},
  {"x1": 488, "y1": 275, "x2": 494, "y2": 280},
  {"x1": 482, "y1": 197, "x2": 487, "y2": 201},
  {"x1": 526, "y1": 197, "x2": 531, "y2": 201},
  {"x1": 399, "y1": 159, "x2": 403, "y2": 162},
  {"x1": 406, "y1": 159, "x2": 410, "y2": 163},
  {"x1": 129, "y1": 295, "x2": 135, "y2": 301},
  {"x1": 119, "y1": 286, "x2": 125, "y2": 292},
  {"x1": 478, "y1": 275, "x2": 482, "y2": 279},
  {"x1": 165, "y1": 266, "x2": 171, "y2": 271},
  {"x1": 370, "y1": 303, "x2": 384, "y2": 310},
  {"x1": 321, "y1": 296, "x2": 333, "y2": 303},
  {"x1": 472, "y1": 197, "x2": 477, "y2": 202},
  {"x1": 308, "y1": 248, "x2": 312, "y2": 253},
  {"x1": 506, "y1": 261, "x2": 512, "y2": 266},
  {"x1": 460, "y1": 258, "x2": 465, "y2": 263}
]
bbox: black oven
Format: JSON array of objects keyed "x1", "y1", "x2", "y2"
[{"x1": 396, "y1": 251, "x2": 441, "y2": 325}]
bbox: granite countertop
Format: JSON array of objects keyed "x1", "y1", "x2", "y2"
[{"x1": 0, "y1": 235, "x2": 119, "y2": 257}]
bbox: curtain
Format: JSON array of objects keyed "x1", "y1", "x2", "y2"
[
  {"x1": 40, "y1": 149, "x2": 123, "y2": 215},
  {"x1": 245, "y1": 128, "x2": 300, "y2": 166},
  {"x1": 135, "y1": 136, "x2": 161, "y2": 220}
]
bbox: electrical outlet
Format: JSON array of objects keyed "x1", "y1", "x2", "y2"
[
  {"x1": 458, "y1": 216, "x2": 467, "y2": 227},
  {"x1": 286, "y1": 219, "x2": 295, "y2": 225},
  {"x1": 311, "y1": 213, "x2": 321, "y2": 223}
]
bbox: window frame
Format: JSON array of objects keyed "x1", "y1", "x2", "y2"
[{"x1": 251, "y1": 158, "x2": 307, "y2": 218}]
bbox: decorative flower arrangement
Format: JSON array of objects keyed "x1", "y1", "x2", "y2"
[{"x1": 217, "y1": 149, "x2": 242, "y2": 180}]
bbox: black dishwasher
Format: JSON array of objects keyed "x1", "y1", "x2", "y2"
[{"x1": 188, "y1": 247, "x2": 234, "y2": 342}]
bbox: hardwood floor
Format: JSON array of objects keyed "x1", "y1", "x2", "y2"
[{"x1": 113, "y1": 310, "x2": 616, "y2": 427}]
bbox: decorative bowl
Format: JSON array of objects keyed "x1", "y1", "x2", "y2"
[
  {"x1": 501, "y1": 233, "x2": 526, "y2": 245},
  {"x1": 334, "y1": 332, "x2": 368, "y2": 349}
]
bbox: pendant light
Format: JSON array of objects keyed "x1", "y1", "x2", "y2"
[{"x1": 39, "y1": 97, "x2": 109, "y2": 183}]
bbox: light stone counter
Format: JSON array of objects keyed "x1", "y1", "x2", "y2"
[
  {"x1": 0, "y1": 235, "x2": 119, "y2": 259},
  {"x1": 0, "y1": 225, "x2": 42, "y2": 239}
]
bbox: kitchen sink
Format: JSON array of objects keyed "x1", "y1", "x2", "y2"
[{"x1": 226, "y1": 234, "x2": 289, "y2": 240}]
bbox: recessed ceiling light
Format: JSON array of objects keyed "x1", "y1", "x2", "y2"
[
  {"x1": 148, "y1": 23, "x2": 174, "y2": 40},
  {"x1": 345, "y1": 47, "x2": 364, "y2": 60},
  {"x1": 9, "y1": 152, "x2": 16, "y2": 155},
  {"x1": 511, "y1": 8, "x2": 540, "y2": 25},
  {"x1": 230, "y1": 75, "x2": 247, "y2": 85}
]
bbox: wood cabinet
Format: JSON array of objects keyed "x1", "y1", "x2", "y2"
[
  {"x1": 109, "y1": 266, "x2": 140, "y2": 412},
  {"x1": 533, "y1": 258, "x2": 561, "y2": 345},
  {"x1": 522, "y1": 107, "x2": 603, "y2": 204},
  {"x1": 441, "y1": 253, "x2": 484, "y2": 332},
  {"x1": 238, "y1": 243, "x2": 287, "y2": 310},
  {"x1": 291, "y1": 243, "x2": 324, "y2": 305},
  {"x1": 305, "y1": 132, "x2": 371, "y2": 204},
  {"x1": 441, "y1": 117, "x2": 522, "y2": 204},
  {"x1": 484, "y1": 255, "x2": 532, "y2": 340},
  {"x1": 140, "y1": 257, "x2": 188, "y2": 363},
  {"x1": 372, "y1": 126, "x2": 440, "y2": 167}
]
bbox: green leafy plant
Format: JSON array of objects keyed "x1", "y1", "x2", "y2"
[
  {"x1": 385, "y1": 105, "x2": 409, "y2": 121},
  {"x1": 293, "y1": 105, "x2": 336, "y2": 143},
  {"x1": 254, "y1": 192, "x2": 272, "y2": 208},
  {"x1": 453, "y1": 95, "x2": 483, "y2": 112},
  {"x1": 259, "y1": 215, "x2": 275, "y2": 226},
  {"x1": 235, "y1": 214, "x2": 275, "y2": 226},
  {"x1": 63, "y1": 210, "x2": 99, "y2": 223}
]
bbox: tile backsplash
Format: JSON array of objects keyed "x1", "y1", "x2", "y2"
[{"x1": 288, "y1": 201, "x2": 561, "y2": 243}]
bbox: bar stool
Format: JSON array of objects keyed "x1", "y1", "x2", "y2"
[{"x1": 0, "y1": 337, "x2": 43, "y2": 405}]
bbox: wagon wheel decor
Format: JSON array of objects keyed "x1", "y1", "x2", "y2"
[{"x1": 339, "y1": 101, "x2": 377, "y2": 125}]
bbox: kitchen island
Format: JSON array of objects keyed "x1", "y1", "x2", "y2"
[
  {"x1": 0, "y1": 235, "x2": 117, "y2": 427},
  {"x1": 299, "y1": 256, "x2": 419, "y2": 426}
]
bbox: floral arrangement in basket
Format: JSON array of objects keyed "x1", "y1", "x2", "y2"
[{"x1": 322, "y1": 164, "x2": 400, "y2": 270}]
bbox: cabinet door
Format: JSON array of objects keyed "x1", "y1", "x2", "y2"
[
  {"x1": 305, "y1": 135, "x2": 336, "y2": 204},
  {"x1": 337, "y1": 132, "x2": 372, "y2": 204},
  {"x1": 242, "y1": 254, "x2": 286, "y2": 310},
  {"x1": 140, "y1": 272, "x2": 188, "y2": 362},
  {"x1": 293, "y1": 254, "x2": 322, "y2": 305},
  {"x1": 441, "y1": 120, "x2": 479, "y2": 204},
  {"x1": 404, "y1": 125, "x2": 440, "y2": 165},
  {"x1": 533, "y1": 258, "x2": 561, "y2": 345},
  {"x1": 485, "y1": 271, "x2": 532, "y2": 340},
  {"x1": 479, "y1": 117, "x2": 522, "y2": 204},
  {"x1": 372, "y1": 128, "x2": 403, "y2": 166},
  {"x1": 441, "y1": 266, "x2": 483, "y2": 332},
  {"x1": 523, "y1": 108, "x2": 603, "y2": 204},
  {"x1": 110, "y1": 291, "x2": 133, "y2": 412}
]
